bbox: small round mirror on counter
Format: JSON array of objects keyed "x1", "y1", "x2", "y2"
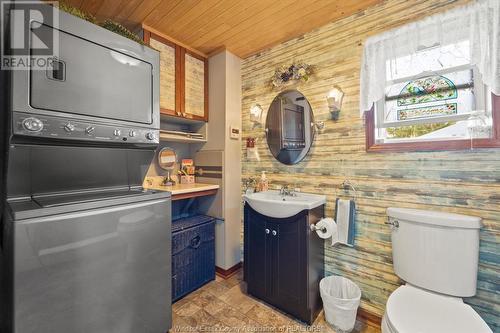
[
  {"x1": 265, "y1": 90, "x2": 315, "y2": 165},
  {"x1": 158, "y1": 147, "x2": 177, "y2": 170}
]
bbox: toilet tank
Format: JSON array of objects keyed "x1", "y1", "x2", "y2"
[{"x1": 387, "y1": 208, "x2": 482, "y2": 297}]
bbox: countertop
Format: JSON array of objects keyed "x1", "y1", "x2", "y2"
[{"x1": 145, "y1": 182, "x2": 219, "y2": 195}]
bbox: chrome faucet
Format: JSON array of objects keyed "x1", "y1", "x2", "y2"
[{"x1": 279, "y1": 184, "x2": 297, "y2": 197}]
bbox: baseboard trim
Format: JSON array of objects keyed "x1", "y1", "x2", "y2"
[
  {"x1": 215, "y1": 263, "x2": 382, "y2": 326},
  {"x1": 357, "y1": 308, "x2": 382, "y2": 326},
  {"x1": 215, "y1": 262, "x2": 242, "y2": 279}
]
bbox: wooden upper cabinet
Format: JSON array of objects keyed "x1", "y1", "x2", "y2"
[
  {"x1": 143, "y1": 28, "x2": 208, "y2": 122},
  {"x1": 183, "y1": 50, "x2": 208, "y2": 120},
  {"x1": 148, "y1": 37, "x2": 177, "y2": 113}
]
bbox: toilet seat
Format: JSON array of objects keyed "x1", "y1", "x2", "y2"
[{"x1": 384, "y1": 285, "x2": 492, "y2": 333}]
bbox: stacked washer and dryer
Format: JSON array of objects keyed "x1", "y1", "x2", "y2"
[{"x1": 1, "y1": 4, "x2": 171, "y2": 333}]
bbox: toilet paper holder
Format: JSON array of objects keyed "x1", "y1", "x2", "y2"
[{"x1": 310, "y1": 224, "x2": 327, "y2": 232}]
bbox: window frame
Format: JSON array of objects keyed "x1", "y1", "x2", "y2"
[{"x1": 365, "y1": 93, "x2": 500, "y2": 152}]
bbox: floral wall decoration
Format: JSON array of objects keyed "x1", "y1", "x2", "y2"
[{"x1": 270, "y1": 62, "x2": 314, "y2": 88}]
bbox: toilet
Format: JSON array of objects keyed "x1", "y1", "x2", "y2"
[{"x1": 382, "y1": 208, "x2": 492, "y2": 333}]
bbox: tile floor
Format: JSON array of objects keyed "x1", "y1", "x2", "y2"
[{"x1": 171, "y1": 270, "x2": 381, "y2": 333}]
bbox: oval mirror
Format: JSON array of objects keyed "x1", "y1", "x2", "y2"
[
  {"x1": 158, "y1": 147, "x2": 177, "y2": 170},
  {"x1": 265, "y1": 90, "x2": 315, "y2": 165}
]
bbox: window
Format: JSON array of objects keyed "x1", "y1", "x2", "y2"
[
  {"x1": 361, "y1": 0, "x2": 500, "y2": 152},
  {"x1": 373, "y1": 41, "x2": 494, "y2": 146},
  {"x1": 363, "y1": 39, "x2": 500, "y2": 152}
]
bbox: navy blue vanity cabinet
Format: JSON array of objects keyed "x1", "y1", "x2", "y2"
[{"x1": 244, "y1": 204, "x2": 324, "y2": 324}]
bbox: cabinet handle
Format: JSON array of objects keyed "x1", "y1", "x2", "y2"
[
  {"x1": 265, "y1": 228, "x2": 270, "y2": 234},
  {"x1": 272, "y1": 230, "x2": 277, "y2": 236}
]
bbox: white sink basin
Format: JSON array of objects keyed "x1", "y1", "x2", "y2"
[{"x1": 243, "y1": 190, "x2": 326, "y2": 218}]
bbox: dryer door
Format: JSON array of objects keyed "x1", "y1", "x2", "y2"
[
  {"x1": 29, "y1": 23, "x2": 153, "y2": 125},
  {"x1": 13, "y1": 197, "x2": 172, "y2": 333}
]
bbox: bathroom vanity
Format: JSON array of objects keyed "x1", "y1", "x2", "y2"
[{"x1": 243, "y1": 198, "x2": 325, "y2": 324}]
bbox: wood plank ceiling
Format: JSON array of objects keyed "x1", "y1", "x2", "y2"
[{"x1": 62, "y1": 0, "x2": 382, "y2": 58}]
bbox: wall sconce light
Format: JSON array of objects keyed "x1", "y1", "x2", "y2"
[
  {"x1": 327, "y1": 86, "x2": 344, "y2": 121},
  {"x1": 250, "y1": 104, "x2": 263, "y2": 126}
]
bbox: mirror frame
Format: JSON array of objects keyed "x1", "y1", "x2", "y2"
[{"x1": 157, "y1": 147, "x2": 177, "y2": 170}]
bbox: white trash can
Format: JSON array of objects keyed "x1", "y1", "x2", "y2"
[{"x1": 320, "y1": 276, "x2": 361, "y2": 332}]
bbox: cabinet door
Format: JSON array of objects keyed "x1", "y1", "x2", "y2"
[
  {"x1": 146, "y1": 32, "x2": 179, "y2": 117},
  {"x1": 272, "y1": 215, "x2": 308, "y2": 315},
  {"x1": 144, "y1": 29, "x2": 208, "y2": 122},
  {"x1": 183, "y1": 50, "x2": 208, "y2": 121},
  {"x1": 245, "y1": 207, "x2": 268, "y2": 300}
]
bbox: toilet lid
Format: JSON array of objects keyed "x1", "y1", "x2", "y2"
[{"x1": 386, "y1": 285, "x2": 492, "y2": 333}]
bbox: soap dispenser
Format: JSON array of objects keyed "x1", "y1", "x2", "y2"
[{"x1": 258, "y1": 171, "x2": 269, "y2": 192}]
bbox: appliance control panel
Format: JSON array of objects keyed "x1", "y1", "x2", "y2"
[{"x1": 13, "y1": 112, "x2": 159, "y2": 145}]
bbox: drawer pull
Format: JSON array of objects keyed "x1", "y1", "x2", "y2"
[{"x1": 190, "y1": 235, "x2": 201, "y2": 249}]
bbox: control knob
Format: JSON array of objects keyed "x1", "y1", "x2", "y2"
[
  {"x1": 129, "y1": 130, "x2": 137, "y2": 137},
  {"x1": 63, "y1": 123, "x2": 75, "y2": 132},
  {"x1": 22, "y1": 117, "x2": 43, "y2": 132},
  {"x1": 85, "y1": 126, "x2": 95, "y2": 135},
  {"x1": 146, "y1": 132, "x2": 156, "y2": 140},
  {"x1": 113, "y1": 129, "x2": 121, "y2": 136}
]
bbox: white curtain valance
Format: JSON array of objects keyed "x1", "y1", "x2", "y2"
[{"x1": 359, "y1": 0, "x2": 500, "y2": 116}]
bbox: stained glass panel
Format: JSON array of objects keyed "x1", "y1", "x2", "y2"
[
  {"x1": 397, "y1": 103, "x2": 457, "y2": 121},
  {"x1": 397, "y1": 76, "x2": 457, "y2": 106},
  {"x1": 383, "y1": 69, "x2": 474, "y2": 123}
]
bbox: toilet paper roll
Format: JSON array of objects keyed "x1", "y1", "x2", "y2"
[{"x1": 315, "y1": 218, "x2": 337, "y2": 239}]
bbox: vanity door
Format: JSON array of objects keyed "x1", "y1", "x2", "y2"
[
  {"x1": 270, "y1": 214, "x2": 308, "y2": 319},
  {"x1": 244, "y1": 205, "x2": 268, "y2": 300}
]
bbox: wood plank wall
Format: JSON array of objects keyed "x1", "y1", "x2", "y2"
[{"x1": 240, "y1": 0, "x2": 499, "y2": 329}]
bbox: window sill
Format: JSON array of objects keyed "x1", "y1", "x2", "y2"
[
  {"x1": 366, "y1": 138, "x2": 500, "y2": 153},
  {"x1": 365, "y1": 93, "x2": 500, "y2": 153}
]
